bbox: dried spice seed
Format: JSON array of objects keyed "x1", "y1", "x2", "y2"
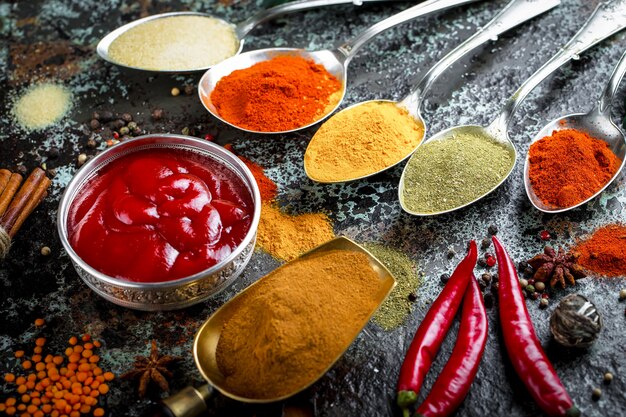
[
  {"x1": 540, "y1": 298, "x2": 549, "y2": 309},
  {"x1": 619, "y1": 289, "x2": 626, "y2": 301},
  {"x1": 488, "y1": 225, "x2": 498, "y2": 235},
  {"x1": 440, "y1": 273, "x2": 450, "y2": 284},
  {"x1": 40, "y1": 246, "x2": 51, "y2": 256},
  {"x1": 481, "y1": 238, "x2": 491, "y2": 249},
  {"x1": 592, "y1": 388, "x2": 602, "y2": 400},
  {"x1": 603, "y1": 372, "x2": 613, "y2": 384}
]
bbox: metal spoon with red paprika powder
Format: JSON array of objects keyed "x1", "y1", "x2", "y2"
[
  {"x1": 524, "y1": 49, "x2": 626, "y2": 213},
  {"x1": 199, "y1": 0, "x2": 485, "y2": 134}
]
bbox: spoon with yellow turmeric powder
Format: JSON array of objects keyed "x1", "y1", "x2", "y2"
[{"x1": 304, "y1": 0, "x2": 559, "y2": 183}]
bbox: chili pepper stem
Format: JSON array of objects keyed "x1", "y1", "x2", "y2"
[
  {"x1": 566, "y1": 406, "x2": 581, "y2": 417},
  {"x1": 397, "y1": 390, "x2": 417, "y2": 410}
]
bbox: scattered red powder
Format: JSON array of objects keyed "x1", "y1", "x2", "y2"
[
  {"x1": 575, "y1": 224, "x2": 626, "y2": 277},
  {"x1": 237, "y1": 155, "x2": 277, "y2": 203}
]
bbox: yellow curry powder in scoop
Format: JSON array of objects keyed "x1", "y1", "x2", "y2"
[
  {"x1": 215, "y1": 249, "x2": 384, "y2": 400},
  {"x1": 304, "y1": 101, "x2": 424, "y2": 182}
]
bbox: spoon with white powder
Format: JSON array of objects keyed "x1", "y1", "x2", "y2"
[{"x1": 97, "y1": 0, "x2": 402, "y2": 72}]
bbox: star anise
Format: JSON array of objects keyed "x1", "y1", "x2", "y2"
[
  {"x1": 527, "y1": 246, "x2": 586, "y2": 289},
  {"x1": 121, "y1": 340, "x2": 182, "y2": 398}
]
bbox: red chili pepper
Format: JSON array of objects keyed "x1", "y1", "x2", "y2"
[
  {"x1": 397, "y1": 241, "x2": 477, "y2": 417},
  {"x1": 415, "y1": 274, "x2": 487, "y2": 417},
  {"x1": 492, "y1": 236, "x2": 580, "y2": 417}
]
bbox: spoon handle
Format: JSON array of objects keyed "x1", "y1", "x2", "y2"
[
  {"x1": 235, "y1": 0, "x2": 399, "y2": 39},
  {"x1": 401, "y1": 0, "x2": 560, "y2": 112},
  {"x1": 490, "y1": 0, "x2": 626, "y2": 135},
  {"x1": 596, "y1": 49, "x2": 626, "y2": 116},
  {"x1": 335, "y1": 0, "x2": 483, "y2": 62}
]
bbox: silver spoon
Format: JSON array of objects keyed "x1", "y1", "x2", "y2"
[
  {"x1": 198, "y1": 0, "x2": 486, "y2": 134},
  {"x1": 97, "y1": 0, "x2": 398, "y2": 73},
  {"x1": 304, "y1": 0, "x2": 560, "y2": 183},
  {"x1": 399, "y1": 0, "x2": 626, "y2": 216},
  {"x1": 524, "y1": 49, "x2": 626, "y2": 213}
]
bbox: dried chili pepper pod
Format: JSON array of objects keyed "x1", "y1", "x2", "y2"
[
  {"x1": 492, "y1": 236, "x2": 580, "y2": 417},
  {"x1": 396, "y1": 241, "x2": 477, "y2": 417}
]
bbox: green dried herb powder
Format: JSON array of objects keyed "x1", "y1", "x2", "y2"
[
  {"x1": 401, "y1": 131, "x2": 514, "y2": 214},
  {"x1": 364, "y1": 243, "x2": 421, "y2": 331}
]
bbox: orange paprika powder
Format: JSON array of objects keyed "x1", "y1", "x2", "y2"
[
  {"x1": 209, "y1": 56, "x2": 342, "y2": 132},
  {"x1": 528, "y1": 129, "x2": 622, "y2": 208}
]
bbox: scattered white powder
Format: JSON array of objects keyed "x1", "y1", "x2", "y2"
[
  {"x1": 108, "y1": 15, "x2": 240, "y2": 71},
  {"x1": 12, "y1": 84, "x2": 72, "y2": 131}
]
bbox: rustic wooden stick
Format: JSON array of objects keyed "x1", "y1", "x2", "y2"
[
  {"x1": 0, "y1": 173, "x2": 24, "y2": 218},
  {"x1": 0, "y1": 168, "x2": 46, "y2": 234}
]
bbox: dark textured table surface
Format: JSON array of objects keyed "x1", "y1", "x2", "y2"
[{"x1": 1, "y1": 0, "x2": 626, "y2": 416}]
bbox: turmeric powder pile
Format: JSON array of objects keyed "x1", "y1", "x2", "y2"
[
  {"x1": 1, "y1": 320, "x2": 113, "y2": 417},
  {"x1": 304, "y1": 101, "x2": 424, "y2": 182},
  {"x1": 256, "y1": 202, "x2": 335, "y2": 261},
  {"x1": 215, "y1": 249, "x2": 384, "y2": 399}
]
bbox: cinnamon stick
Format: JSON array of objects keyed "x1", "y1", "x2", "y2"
[
  {"x1": 0, "y1": 172, "x2": 24, "y2": 218},
  {"x1": 0, "y1": 168, "x2": 49, "y2": 237},
  {"x1": 0, "y1": 169, "x2": 10, "y2": 191},
  {"x1": 8, "y1": 176, "x2": 51, "y2": 238}
]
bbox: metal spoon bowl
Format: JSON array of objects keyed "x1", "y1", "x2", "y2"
[
  {"x1": 400, "y1": 0, "x2": 626, "y2": 216},
  {"x1": 97, "y1": 12, "x2": 243, "y2": 73},
  {"x1": 198, "y1": 48, "x2": 347, "y2": 134},
  {"x1": 97, "y1": 0, "x2": 395, "y2": 73},
  {"x1": 524, "y1": 107, "x2": 626, "y2": 213},
  {"x1": 193, "y1": 236, "x2": 396, "y2": 403},
  {"x1": 399, "y1": 124, "x2": 517, "y2": 216},
  {"x1": 198, "y1": 0, "x2": 486, "y2": 134},
  {"x1": 305, "y1": 0, "x2": 559, "y2": 182}
]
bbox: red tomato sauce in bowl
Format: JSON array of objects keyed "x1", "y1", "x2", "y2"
[{"x1": 67, "y1": 148, "x2": 253, "y2": 283}]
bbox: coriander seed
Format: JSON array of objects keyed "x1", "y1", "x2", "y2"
[
  {"x1": 40, "y1": 246, "x2": 51, "y2": 256},
  {"x1": 171, "y1": 87, "x2": 180, "y2": 97},
  {"x1": 592, "y1": 388, "x2": 601, "y2": 400},
  {"x1": 77, "y1": 154, "x2": 87, "y2": 165},
  {"x1": 619, "y1": 289, "x2": 626, "y2": 301},
  {"x1": 603, "y1": 372, "x2": 613, "y2": 384}
]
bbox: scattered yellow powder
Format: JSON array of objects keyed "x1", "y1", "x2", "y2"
[
  {"x1": 12, "y1": 84, "x2": 72, "y2": 131},
  {"x1": 256, "y1": 202, "x2": 335, "y2": 261},
  {"x1": 108, "y1": 15, "x2": 239, "y2": 71},
  {"x1": 304, "y1": 101, "x2": 424, "y2": 182}
]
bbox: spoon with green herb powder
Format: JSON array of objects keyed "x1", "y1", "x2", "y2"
[
  {"x1": 304, "y1": 0, "x2": 559, "y2": 182},
  {"x1": 400, "y1": 0, "x2": 626, "y2": 216}
]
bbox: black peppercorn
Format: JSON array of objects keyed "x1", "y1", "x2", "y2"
[
  {"x1": 440, "y1": 273, "x2": 450, "y2": 284},
  {"x1": 491, "y1": 274, "x2": 498, "y2": 283},
  {"x1": 481, "y1": 273, "x2": 492, "y2": 283},
  {"x1": 89, "y1": 119, "x2": 101, "y2": 130},
  {"x1": 491, "y1": 282, "x2": 499, "y2": 293},
  {"x1": 488, "y1": 224, "x2": 498, "y2": 235},
  {"x1": 477, "y1": 258, "x2": 487, "y2": 267},
  {"x1": 47, "y1": 147, "x2": 60, "y2": 159},
  {"x1": 184, "y1": 84, "x2": 195, "y2": 95},
  {"x1": 479, "y1": 279, "x2": 487, "y2": 290},
  {"x1": 447, "y1": 248, "x2": 456, "y2": 259},
  {"x1": 98, "y1": 111, "x2": 114, "y2": 122},
  {"x1": 518, "y1": 260, "x2": 529, "y2": 272},
  {"x1": 481, "y1": 238, "x2": 491, "y2": 249},
  {"x1": 121, "y1": 113, "x2": 133, "y2": 122},
  {"x1": 107, "y1": 119, "x2": 125, "y2": 130},
  {"x1": 408, "y1": 292, "x2": 417, "y2": 302},
  {"x1": 86, "y1": 139, "x2": 97, "y2": 149},
  {"x1": 524, "y1": 266, "x2": 534, "y2": 277}
]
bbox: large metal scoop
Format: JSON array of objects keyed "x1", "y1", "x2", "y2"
[{"x1": 147, "y1": 237, "x2": 396, "y2": 417}]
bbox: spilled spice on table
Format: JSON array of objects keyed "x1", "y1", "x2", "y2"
[
  {"x1": 257, "y1": 202, "x2": 335, "y2": 261},
  {"x1": 574, "y1": 224, "x2": 626, "y2": 277},
  {"x1": 215, "y1": 249, "x2": 385, "y2": 399},
  {"x1": 234, "y1": 152, "x2": 335, "y2": 261},
  {"x1": 364, "y1": 243, "x2": 422, "y2": 330},
  {"x1": 11, "y1": 84, "x2": 72, "y2": 131}
]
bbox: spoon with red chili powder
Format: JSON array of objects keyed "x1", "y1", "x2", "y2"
[
  {"x1": 199, "y1": 0, "x2": 486, "y2": 134},
  {"x1": 524, "y1": 49, "x2": 626, "y2": 213}
]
